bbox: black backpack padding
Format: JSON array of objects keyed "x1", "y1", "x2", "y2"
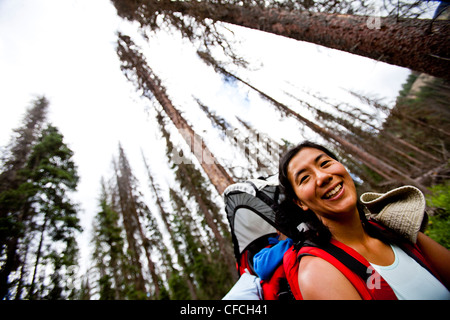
[{"x1": 224, "y1": 175, "x2": 285, "y2": 268}]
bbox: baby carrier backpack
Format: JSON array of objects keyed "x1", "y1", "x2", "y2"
[{"x1": 223, "y1": 175, "x2": 293, "y2": 300}]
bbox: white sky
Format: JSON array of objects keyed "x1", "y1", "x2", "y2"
[{"x1": 0, "y1": 0, "x2": 420, "y2": 274}]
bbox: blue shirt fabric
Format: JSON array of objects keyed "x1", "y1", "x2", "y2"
[{"x1": 253, "y1": 237, "x2": 293, "y2": 280}]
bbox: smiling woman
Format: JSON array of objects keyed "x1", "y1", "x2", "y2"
[
  {"x1": 286, "y1": 146, "x2": 357, "y2": 220},
  {"x1": 277, "y1": 141, "x2": 450, "y2": 300}
]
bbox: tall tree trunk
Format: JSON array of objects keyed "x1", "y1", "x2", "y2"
[
  {"x1": 112, "y1": 0, "x2": 450, "y2": 80},
  {"x1": 115, "y1": 146, "x2": 163, "y2": 298},
  {"x1": 154, "y1": 111, "x2": 237, "y2": 282},
  {"x1": 108, "y1": 184, "x2": 136, "y2": 299},
  {"x1": 200, "y1": 52, "x2": 429, "y2": 192},
  {"x1": 28, "y1": 215, "x2": 48, "y2": 299},
  {"x1": 176, "y1": 161, "x2": 237, "y2": 279},
  {"x1": 117, "y1": 33, "x2": 234, "y2": 195},
  {"x1": 113, "y1": 159, "x2": 148, "y2": 297},
  {"x1": 299, "y1": 99, "x2": 427, "y2": 173},
  {"x1": 303, "y1": 89, "x2": 443, "y2": 164},
  {"x1": 14, "y1": 243, "x2": 29, "y2": 300},
  {"x1": 141, "y1": 151, "x2": 198, "y2": 299}
]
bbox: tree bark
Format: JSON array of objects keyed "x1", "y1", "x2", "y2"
[
  {"x1": 113, "y1": 0, "x2": 450, "y2": 80},
  {"x1": 141, "y1": 152, "x2": 199, "y2": 298},
  {"x1": 28, "y1": 216, "x2": 48, "y2": 299}
]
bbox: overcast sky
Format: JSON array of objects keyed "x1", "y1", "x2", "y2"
[{"x1": 0, "y1": 0, "x2": 421, "y2": 272}]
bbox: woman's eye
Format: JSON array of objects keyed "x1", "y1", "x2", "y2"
[
  {"x1": 299, "y1": 175, "x2": 309, "y2": 184},
  {"x1": 320, "y1": 160, "x2": 331, "y2": 167}
]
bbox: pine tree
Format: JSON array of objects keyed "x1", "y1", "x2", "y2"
[
  {"x1": 113, "y1": 144, "x2": 162, "y2": 299},
  {"x1": 283, "y1": 74, "x2": 450, "y2": 192},
  {"x1": 235, "y1": 116, "x2": 288, "y2": 177},
  {"x1": 0, "y1": 113, "x2": 81, "y2": 299},
  {"x1": 25, "y1": 125, "x2": 81, "y2": 300},
  {"x1": 194, "y1": 96, "x2": 286, "y2": 180},
  {"x1": 381, "y1": 73, "x2": 450, "y2": 187},
  {"x1": 0, "y1": 97, "x2": 49, "y2": 299},
  {"x1": 116, "y1": 32, "x2": 234, "y2": 195},
  {"x1": 168, "y1": 186, "x2": 233, "y2": 299},
  {"x1": 0, "y1": 97, "x2": 48, "y2": 193},
  {"x1": 155, "y1": 111, "x2": 237, "y2": 285},
  {"x1": 112, "y1": 0, "x2": 450, "y2": 80},
  {"x1": 194, "y1": 97, "x2": 231, "y2": 136},
  {"x1": 141, "y1": 150, "x2": 197, "y2": 299},
  {"x1": 91, "y1": 178, "x2": 128, "y2": 299}
]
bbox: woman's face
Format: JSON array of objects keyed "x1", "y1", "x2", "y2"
[{"x1": 286, "y1": 147, "x2": 358, "y2": 221}]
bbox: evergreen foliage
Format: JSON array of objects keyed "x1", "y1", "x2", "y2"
[
  {"x1": 425, "y1": 181, "x2": 450, "y2": 249},
  {"x1": 0, "y1": 97, "x2": 81, "y2": 299}
]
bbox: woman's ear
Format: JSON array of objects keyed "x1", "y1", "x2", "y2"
[{"x1": 294, "y1": 198, "x2": 309, "y2": 211}]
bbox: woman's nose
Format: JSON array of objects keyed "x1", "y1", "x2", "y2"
[{"x1": 316, "y1": 170, "x2": 332, "y2": 187}]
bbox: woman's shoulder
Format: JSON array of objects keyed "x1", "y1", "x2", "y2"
[{"x1": 298, "y1": 255, "x2": 361, "y2": 299}]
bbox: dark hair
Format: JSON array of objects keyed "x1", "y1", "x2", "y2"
[{"x1": 276, "y1": 141, "x2": 402, "y2": 247}]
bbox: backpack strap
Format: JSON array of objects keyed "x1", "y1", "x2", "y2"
[
  {"x1": 297, "y1": 239, "x2": 398, "y2": 300},
  {"x1": 285, "y1": 222, "x2": 442, "y2": 300},
  {"x1": 300, "y1": 242, "x2": 371, "y2": 283},
  {"x1": 283, "y1": 246, "x2": 304, "y2": 299},
  {"x1": 297, "y1": 243, "x2": 376, "y2": 300}
]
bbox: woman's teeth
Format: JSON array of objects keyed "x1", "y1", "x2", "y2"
[{"x1": 324, "y1": 183, "x2": 342, "y2": 199}]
